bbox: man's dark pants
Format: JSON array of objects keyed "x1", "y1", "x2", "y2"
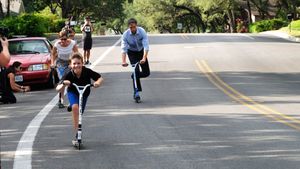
[{"x1": 127, "y1": 49, "x2": 150, "y2": 92}]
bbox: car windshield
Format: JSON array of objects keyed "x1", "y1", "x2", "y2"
[{"x1": 9, "y1": 40, "x2": 49, "y2": 54}]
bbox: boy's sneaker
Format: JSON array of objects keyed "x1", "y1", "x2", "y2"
[{"x1": 67, "y1": 105, "x2": 72, "y2": 112}]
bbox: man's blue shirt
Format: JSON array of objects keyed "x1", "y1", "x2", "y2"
[{"x1": 121, "y1": 27, "x2": 149, "y2": 53}]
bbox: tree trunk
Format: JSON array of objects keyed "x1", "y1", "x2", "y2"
[
  {"x1": 49, "y1": 3, "x2": 58, "y2": 14},
  {"x1": 246, "y1": 0, "x2": 252, "y2": 24},
  {"x1": 60, "y1": 0, "x2": 72, "y2": 18},
  {"x1": 227, "y1": 9, "x2": 236, "y2": 33},
  {"x1": 0, "y1": 2, "x2": 4, "y2": 19},
  {"x1": 6, "y1": 0, "x2": 10, "y2": 17},
  {"x1": 173, "y1": 5, "x2": 206, "y2": 33}
]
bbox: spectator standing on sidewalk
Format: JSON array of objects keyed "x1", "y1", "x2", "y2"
[{"x1": 81, "y1": 16, "x2": 93, "y2": 65}]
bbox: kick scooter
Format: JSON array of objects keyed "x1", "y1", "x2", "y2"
[
  {"x1": 132, "y1": 62, "x2": 141, "y2": 103},
  {"x1": 71, "y1": 83, "x2": 93, "y2": 150}
]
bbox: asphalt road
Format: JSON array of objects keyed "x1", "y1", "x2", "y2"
[{"x1": 2, "y1": 33, "x2": 300, "y2": 169}]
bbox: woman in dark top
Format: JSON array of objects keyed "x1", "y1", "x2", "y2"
[
  {"x1": 0, "y1": 61, "x2": 30, "y2": 104},
  {"x1": 56, "y1": 52, "x2": 103, "y2": 144}
]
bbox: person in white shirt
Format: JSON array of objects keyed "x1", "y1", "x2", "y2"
[{"x1": 51, "y1": 31, "x2": 79, "y2": 108}]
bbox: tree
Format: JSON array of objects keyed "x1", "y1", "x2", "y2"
[
  {"x1": 0, "y1": 1, "x2": 4, "y2": 19},
  {"x1": 6, "y1": 0, "x2": 10, "y2": 17}
]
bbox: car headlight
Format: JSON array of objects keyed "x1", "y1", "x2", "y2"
[{"x1": 28, "y1": 64, "x2": 49, "y2": 71}]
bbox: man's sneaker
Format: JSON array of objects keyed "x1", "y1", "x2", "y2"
[
  {"x1": 85, "y1": 60, "x2": 91, "y2": 65},
  {"x1": 72, "y1": 139, "x2": 79, "y2": 147},
  {"x1": 67, "y1": 105, "x2": 72, "y2": 112},
  {"x1": 57, "y1": 102, "x2": 65, "y2": 108},
  {"x1": 134, "y1": 91, "x2": 141, "y2": 103},
  {"x1": 135, "y1": 95, "x2": 141, "y2": 103}
]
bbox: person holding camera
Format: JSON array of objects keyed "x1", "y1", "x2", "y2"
[
  {"x1": 81, "y1": 16, "x2": 93, "y2": 65},
  {"x1": 0, "y1": 32, "x2": 11, "y2": 104},
  {"x1": 0, "y1": 37, "x2": 10, "y2": 66},
  {"x1": 0, "y1": 61, "x2": 30, "y2": 104}
]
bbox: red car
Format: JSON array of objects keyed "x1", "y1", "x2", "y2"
[{"x1": 7, "y1": 37, "x2": 58, "y2": 88}]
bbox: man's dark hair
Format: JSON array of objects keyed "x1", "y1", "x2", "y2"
[{"x1": 128, "y1": 18, "x2": 137, "y2": 25}]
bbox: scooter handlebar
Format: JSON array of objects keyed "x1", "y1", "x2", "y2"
[{"x1": 71, "y1": 83, "x2": 94, "y2": 91}]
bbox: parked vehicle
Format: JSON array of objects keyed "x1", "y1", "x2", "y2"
[{"x1": 7, "y1": 37, "x2": 58, "y2": 88}]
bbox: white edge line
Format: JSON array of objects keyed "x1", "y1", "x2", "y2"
[
  {"x1": 239, "y1": 33, "x2": 255, "y2": 40},
  {"x1": 13, "y1": 37, "x2": 121, "y2": 169}
]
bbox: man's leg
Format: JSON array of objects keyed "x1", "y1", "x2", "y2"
[
  {"x1": 87, "y1": 50, "x2": 91, "y2": 64},
  {"x1": 127, "y1": 50, "x2": 142, "y2": 91},
  {"x1": 129, "y1": 50, "x2": 150, "y2": 92},
  {"x1": 83, "y1": 50, "x2": 87, "y2": 63},
  {"x1": 139, "y1": 58, "x2": 150, "y2": 78}
]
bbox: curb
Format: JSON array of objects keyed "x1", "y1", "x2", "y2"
[{"x1": 260, "y1": 31, "x2": 300, "y2": 42}]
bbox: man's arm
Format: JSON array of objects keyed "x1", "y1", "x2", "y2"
[
  {"x1": 0, "y1": 38, "x2": 10, "y2": 66},
  {"x1": 140, "y1": 28, "x2": 149, "y2": 64},
  {"x1": 81, "y1": 24, "x2": 85, "y2": 32},
  {"x1": 121, "y1": 32, "x2": 129, "y2": 66}
]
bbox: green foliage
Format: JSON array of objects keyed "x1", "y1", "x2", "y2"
[
  {"x1": 249, "y1": 19, "x2": 288, "y2": 33},
  {"x1": 291, "y1": 20, "x2": 300, "y2": 30},
  {"x1": 1, "y1": 14, "x2": 47, "y2": 36},
  {"x1": 0, "y1": 13, "x2": 66, "y2": 37}
]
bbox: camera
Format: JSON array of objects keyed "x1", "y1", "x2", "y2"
[{"x1": 0, "y1": 27, "x2": 9, "y2": 52}]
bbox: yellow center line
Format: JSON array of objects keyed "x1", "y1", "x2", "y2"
[
  {"x1": 195, "y1": 59, "x2": 300, "y2": 131},
  {"x1": 200, "y1": 60, "x2": 300, "y2": 124}
]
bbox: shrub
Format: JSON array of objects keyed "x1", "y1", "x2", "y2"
[
  {"x1": 249, "y1": 18, "x2": 289, "y2": 33},
  {"x1": 0, "y1": 13, "x2": 66, "y2": 37}
]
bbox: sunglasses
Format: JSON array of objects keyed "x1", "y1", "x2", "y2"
[{"x1": 60, "y1": 38, "x2": 67, "y2": 41}]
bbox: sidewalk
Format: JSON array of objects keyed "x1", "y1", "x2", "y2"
[{"x1": 260, "y1": 30, "x2": 300, "y2": 42}]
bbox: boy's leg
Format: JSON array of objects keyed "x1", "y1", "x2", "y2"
[
  {"x1": 72, "y1": 104, "x2": 79, "y2": 131},
  {"x1": 71, "y1": 97, "x2": 88, "y2": 130},
  {"x1": 68, "y1": 92, "x2": 88, "y2": 139}
]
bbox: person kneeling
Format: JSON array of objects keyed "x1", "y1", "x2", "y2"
[{"x1": 0, "y1": 61, "x2": 30, "y2": 104}]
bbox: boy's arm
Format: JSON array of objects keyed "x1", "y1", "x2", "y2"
[
  {"x1": 56, "y1": 71, "x2": 71, "y2": 92},
  {"x1": 93, "y1": 77, "x2": 103, "y2": 88},
  {"x1": 56, "y1": 80, "x2": 71, "y2": 92}
]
